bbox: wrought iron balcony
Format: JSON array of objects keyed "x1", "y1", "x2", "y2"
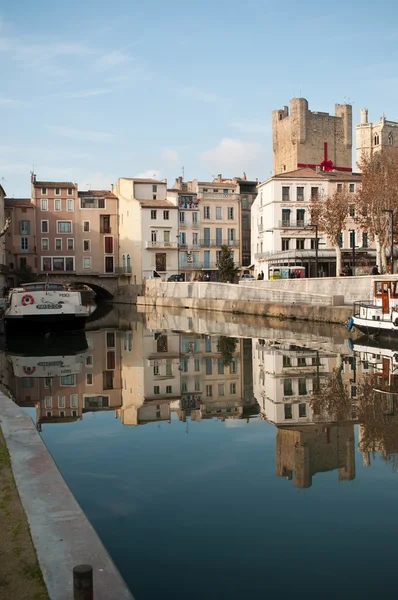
[
  {"x1": 179, "y1": 261, "x2": 241, "y2": 270},
  {"x1": 199, "y1": 239, "x2": 239, "y2": 247},
  {"x1": 146, "y1": 241, "x2": 179, "y2": 249},
  {"x1": 115, "y1": 266, "x2": 132, "y2": 275},
  {"x1": 278, "y1": 220, "x2": 309, "y2": 228}
]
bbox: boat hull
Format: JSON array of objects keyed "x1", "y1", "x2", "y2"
[
  {"x1": 5, "y1": 314, "x2": 87, "y2": 335},
  {"x1": 353, "y1": 316, "x2": 398, "y2": 338}
]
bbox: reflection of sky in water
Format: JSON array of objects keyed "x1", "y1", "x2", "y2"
[{"x1": 38, "y1": 411, "x2": 398, "y2": 600}]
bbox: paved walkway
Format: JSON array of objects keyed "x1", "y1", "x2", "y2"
[{"x1": 0, "y1": 393, "x2": 134, "y2": 600}]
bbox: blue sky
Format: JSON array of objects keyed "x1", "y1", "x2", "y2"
[{"x1": 1, "y1": 0, "x2": 398, "y2": 197}]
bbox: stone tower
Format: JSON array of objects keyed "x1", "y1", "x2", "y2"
[
  {"x1": 272, "y1": 98, "x2": 353, "y2": 175},
  {"x1": 356, "y1": 108, "x2": 398, "y2": 169}
]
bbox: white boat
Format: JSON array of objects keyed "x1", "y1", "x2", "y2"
[
  {"x1": 349, "y1": 280, "x2": 398, "y2": 338},
  {"x1": 4, "y1": 282, "x2": 88, "y2": 335}
]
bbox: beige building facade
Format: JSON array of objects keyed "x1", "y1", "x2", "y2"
[
  {"x1": 114, "y1": 177, "x2": 179, "y2": 284},
  {"x1": 356, "y1": 108, "x2": 398, "y2": 167},
  {"x1": 272, "y1": 98, "x2": 352, "y2": 176},
  {"x1": 5, "y1": 197, "x2": 36, "y2": 286}
]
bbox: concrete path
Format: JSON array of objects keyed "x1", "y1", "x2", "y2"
[{"x1": 0, "y1": 393, "x2": 134, "y2": 600}]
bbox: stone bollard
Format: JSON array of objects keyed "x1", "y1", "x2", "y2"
[{"x1": 73, "y1": 565, "x2": 94, "y2": 600}]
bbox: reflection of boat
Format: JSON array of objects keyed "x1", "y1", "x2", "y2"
[
  {"x1": 350, "y1": 280, "x2": 398, "y2": 338},
  {"x1": 6, "y1": 332, "x2": 88, "y2": 378},
  {"x1": 4, "y1": 282, "x2": 88, "y2": 335}
]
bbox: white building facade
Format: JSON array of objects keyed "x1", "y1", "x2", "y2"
[{"x1": 251, "y1": 168, "x2": 371, "y2": 278}]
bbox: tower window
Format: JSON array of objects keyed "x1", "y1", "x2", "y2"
[
  {"x1": 374, "y1": 133, "x2": 380, "y2": 146},
  {"x1": 388, "y1": 133, "x2": 393, "y2": 145}
]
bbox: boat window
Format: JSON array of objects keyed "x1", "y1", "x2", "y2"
[
  {"x1": 375, "y1": 282, "x2": 382, "y2": 295},
  {"x1": 383, "y1": 283, "x2": 389, "y2": 293}
]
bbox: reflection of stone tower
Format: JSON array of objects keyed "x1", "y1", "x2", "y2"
[
  {"x1": 275, "y1": 424, "x2": 355, "y2": 488},
  {"x1": 272, "y1": 98, "x2": 352, "y2": 175},
  {"x1": 356, "y1": 109, "x2": 398, "y2": 169}
]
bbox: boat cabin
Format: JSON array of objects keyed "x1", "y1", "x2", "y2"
[{"x1": 373, "y1": 280, "x2": 398, "y2": 314}]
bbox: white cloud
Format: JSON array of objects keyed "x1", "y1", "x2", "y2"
[
  {"x1": 199, "y1": 138, "x2": 266, "y2": 173},
  {"x1": 230, "y1": 119, "x2": 270, "y2": 134},
  {"x1": 134, "y1": 169, "x2": 162, "y2": 180},
  {"x1": 49, "y1": 127, "x2": 115, "y2": 142},
  {"x1": 97, "y1": 51, "x2": 130, "y2": 69},
  {"x1": 162, "y1": 149, "x2": 180, "y2": 165},
  {"x1": 180, "y1": 86, "x2": 228, "y2": 105},
  {"x1": 65, "y1": 88, "x2": 112, "y2": 99}
]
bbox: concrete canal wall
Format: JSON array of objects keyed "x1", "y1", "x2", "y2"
[
  {"x1": 135, "y1": 280, "x2": 352, "y2": 324},
  {"x1": 0, "y1": 393, "x2": 134, "y2": 600},
  {"x1": 116, "y1": 274, "x2": 398, "y2": 324}
]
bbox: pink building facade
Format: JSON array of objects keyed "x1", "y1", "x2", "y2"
[{"x1": 28, "y1": 174, "x2": 119, "y2": 283}]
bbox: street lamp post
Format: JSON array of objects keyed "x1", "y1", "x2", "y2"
[
  {"x1": 315, "y1": 224, "x2": 319, "y2": 279},
  {"x1": 349, "y1": 229, "x2": 356, "y2": 274},
  {"x1": 383, "y1": 209, "x2": 394, "y2": 275}
]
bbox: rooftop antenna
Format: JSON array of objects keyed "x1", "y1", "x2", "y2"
[{"x1": 182, "y1": 166, "x2": 185, "y2": 180}]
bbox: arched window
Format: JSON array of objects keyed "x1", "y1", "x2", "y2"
[
  {"x1": 122, "y1": 254, "x2": 126, "y2": 268},
  {"x1": 374, "y1": 133, "x2": 380, "y2": 146},
  {"x1": 127, "y1": 254, "x2": 131, "y2": 269},
  {"x1": 388, "y1": 132, "x2": 393, "y2": 145}
]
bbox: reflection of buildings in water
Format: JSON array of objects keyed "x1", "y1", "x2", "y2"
[
  {"x1": 354, "y1": 341, "x2": 398, "y2": 468},
  {"x1": 118, "y1": 321, "x2": 180, "y2": 425},
  {"x1": 7, "y1": 330, "x2": 122, "y2": 429},
  {"x1": 178, "y1": 334, "x2": 257, "y2": 423},
  {"x1": 253, "y1": 339, "x2": 356, "y2": 487},
  {"x1": 276, "y1": 424, "x2": 355, "y2": 488},
  {"x1": 253, "y1": 340, "x2": 334, "y2": 425}
]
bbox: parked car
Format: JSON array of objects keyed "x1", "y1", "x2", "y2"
[
  {"x1": 167, "y1": 274, "x2": 184, "y2": 282},
  {"x1": 239, "y1": 274, "x2": 255, "y2": 283}
]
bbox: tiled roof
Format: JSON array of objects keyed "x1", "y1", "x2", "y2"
[
  {"x1": 139, "y1": 200, "x2": 177, "y2": 208},
  {"x1": 5, "y1": 198, "x2": 33, "y2": 208},
  {"x1": 79, "y1": 190, "x2": 117, "y2": 199},
  {"x1": 34, "y1": 181, "x2": 76, "y2": 188},
  {"x1": 273, "y1": 168, "x2": 361, "y2": 181}
]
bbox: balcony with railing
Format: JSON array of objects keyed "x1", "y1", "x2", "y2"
[
  {"x1": 179, "y1": 219, "x2": 200, "y2": 228},
  {"x1": 278, "y1": 220, "x2": 310, "y2": 228},
  {"x1": 198, "y1": 192, "x2": 239, "y2": 200},
  {"x1": 199, "y1": 239, "x2": 240, "y2": 247},
  {"x1": 180, "y1": 261, "x2": 241, "y2": 270},
  {"x1": 146, "y1": 241, "x2": 179, "y2": 249},
  {"x1": 115, "y1": 266, "x2": 132, "y2": 275},
  {"x1": 178, "y1": 196, "x2": 199, "y2": 210},
  {"x1": 178, "y1": 243, "x2": 200, "y2": 251}
]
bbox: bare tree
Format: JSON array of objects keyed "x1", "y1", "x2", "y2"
[
  {"x1": 309, "y1": 187, "x2": 351, "y2": 277},
  {"x1": 356, "y1": 149, "x2": 398, "y2": 273}
]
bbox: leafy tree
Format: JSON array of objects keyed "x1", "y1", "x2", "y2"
[
  {"x1": 218, "y1": 245, "x2": 239, "y2": 283},
  {"x1": 217, "y1": 336, "x2": 237, "y2": 366},
  {"x1": 15, "y1": 265, "x2": 37, "y2": 285},
  {"x1": 356, "y1": 149, "x2": 398, "y2": 272},
  {"x1": 309, "y1": 187, "x2": 351, "y2": 277}
]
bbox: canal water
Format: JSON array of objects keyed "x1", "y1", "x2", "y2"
[{"x1": 5, "y1": 306, "x2": 398, "y2": 599}]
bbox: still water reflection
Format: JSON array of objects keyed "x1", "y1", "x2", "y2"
[{"x1": 4, "y1": 307, "x2": 398, "y2": 599}]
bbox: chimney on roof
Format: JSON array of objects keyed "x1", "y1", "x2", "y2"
[
  {"x1": 30, "y1": 172, "x2": 36, "y2": 184},
  {"x1": 217, "y1": 174, "x2": 222, "y2": 183},
  {"x1": 256, "y1": 178, "x2": 258, "y2": 183}
]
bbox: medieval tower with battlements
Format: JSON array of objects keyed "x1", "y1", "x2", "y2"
[{"x1": 272, "y1": 98, "x2": 352, "y2": 176}]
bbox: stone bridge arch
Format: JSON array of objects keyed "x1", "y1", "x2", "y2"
[{"x1": 38, "y1": 274, "x2": 118, "y2": 300}]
